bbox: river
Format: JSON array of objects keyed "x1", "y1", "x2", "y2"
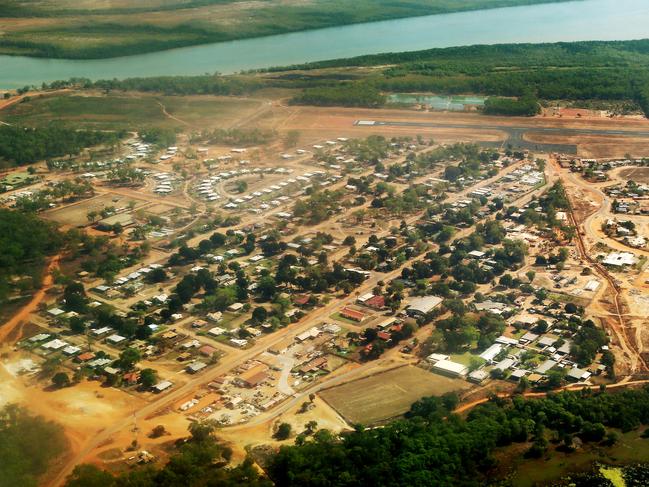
[{"x1": 0, "y1": 0, "x2": 648, "y2": 89}]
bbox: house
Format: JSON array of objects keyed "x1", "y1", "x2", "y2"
[
  {"x1": 292, "y1": 294, "x2": 311, "y2": 307},
  {"x1": 406, "y1": 295, "x2": 443, "y2": 317},
  {"x1": 206, "y1": 312, "x2": 223, "y2": 322},
  {"x1": 187, "y1": 361, "x2": 208, "y2": 374},
  {"x1": 208, "y1": 326, "x2": 227, "y2": 337},
  {"x1": 296, "y1": 327, "x2": 321, "y2": 342},
  {"x1": 356, "y1": 292, "x2": 374, "y2": 304},
  {"x1": 199, "y1": 345, "x2": 218, "y2": 357},
  {"x1": 123, "y1": 371, "x2": 140, "y2": 385},
  {"x1": 364, "y1": 295, "x2": 386, "y2": 310},
  {"x1": 42, "y1": 339, "x2": 67, "y2": 350},
  {"x1": 76, "y1": 351, "x2": 96, "y2": 362},
  {"x1": 474, "y1": 301, "x2": 509, "y2": 313},
  {"x1": 536, "y1": 359, "x2": 557, "y2": 374},
  {"x1": 494, "y1": 358, "x2": 515, "y2": 372},
  {"x1": 47, "y1": 308, "x2": 65, "y2": 318},
  {"x1": 519, "y1": 332, "x2": 539, "y2": 344},
  {"x1": 432, "y1": 359, "x2": 468, "y2": 378},
  {"x1": 377, "y1": 331, "x2": 392, "y2": 341},
  {"x1": 153, "y1": 380, "x2": 173, "y2": 392},
  {"x1": 467, "y1": 250, "x2": 486, "y2": 259},
  {"x1": 340, "y1": 307, "x2": 365, "y2": 322},
  {"x1": 62, "y1": 345, "x2": 81, "y2": 356},
  {"x1": 227, "y1": 302, "x2": 244, "y2": 312},
  {"x1": 567, "y1": 367, "x2": 592, "y2": 382},
  {"x1": 106, "y1": 334, "x2": 127, "y2": 345}
]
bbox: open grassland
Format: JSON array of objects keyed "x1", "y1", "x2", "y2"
[
  {"x1": 319, "y1": 365, "x2": 469, "y2": 425},
  {"x1": 1, "y1": 92, "x2": 263, "y2": 130},
  {"x1": 509, "y1": 429, "x2": 649, "y2": 487},
  {"x1": 0, "y1": 0, "x2": 578, "y2": 59}
]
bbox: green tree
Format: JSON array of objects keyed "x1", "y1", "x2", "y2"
[
  {"x1": 274, "y1": 422, "x2": 292, "y2": 440},
  {"x1": 52, "y1": 372, "x2": 70, "y2": 388}
]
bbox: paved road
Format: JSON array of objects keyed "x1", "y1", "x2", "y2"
[{"x1": 355, "y1": 120, "x2": 649, "y2": 154}]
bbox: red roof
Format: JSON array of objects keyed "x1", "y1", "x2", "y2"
[
  {"x1": 365, "y1": 295, "x2": 386, "y2": 309},
  {"x1": 199, "y1": 345, "x2": 218, "y2": 356},
  {"x1": 341, "y1": 307, "x2": 365, "y2": 321},
  {"x1": 293, "y1": 294, "x2": 311, "y2": 306},
  {"x1": 76, "y1": 352, "x2": 95, "y2": 362},
  {"x1": 123, "y1": 371, "x2": 140, "y2": 383},
  {"x1": 377, "y1": 331, "x2": 391, "y2": 341}
]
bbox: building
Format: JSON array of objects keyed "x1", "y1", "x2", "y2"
[
  {"x1": 340, "y1": 307, "x2": 365, "y2": 322},
  {"x1": 187, "y1": 361, "x2": 208, "y2": 374},
  {"x1": 432, "y1": 359, "x2": 468, "y2": 378},
  {"x1": 602, "y1": 252, "x2": 636, "y2": 267},
  {"x1": 153, "y1": 380, "x2": 173, "y2": 393},
  {"x1": 479, "y1": 344, "x2": 503, "y2": 363},
  {"x1": 364, "y1": 295, "x2": 386, "y2": 310},
  {"x1": 239, "y1": 364, "x2": 268, "y2": 388},
  {"x1": 567, "y1": 367, "x2": 592, "y2": 382},
  {"x1": 406, "y1": 295, "x2": 443, "y2": 317}
]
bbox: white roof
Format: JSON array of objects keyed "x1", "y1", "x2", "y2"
[
  {"x1": 603, "y1": 252, "x2": 636, "y2": 266},
  {"x1": 407, "y1": 295, "x2": 443, "y2": 314},
  {"x1": 154, "y1": 380, "x2": 173, "y2": 391},
  {"x1": 42, "y1": 339, "x2": 67, "y2": 350},
  {"x1": 479, "y1": 344, "x2": 503, "y2": 362},
  {"x1": 432, "y1": 359, "x2": 468, "y2": 376}
]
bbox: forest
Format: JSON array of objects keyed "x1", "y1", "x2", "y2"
[
  {"x1": 0, "y1": 124, "x2": 124, "y2": 167},
  {"x1": 0, "y1": 208, "x2": 63, "y2": 303},
  {"x1": 0, "y1": 404, "x2": 68, "y2": 487}
]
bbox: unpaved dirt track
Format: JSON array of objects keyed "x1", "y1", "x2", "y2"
[{"x1": 0, "y1": 255, "x2": 60, "y2": 345}]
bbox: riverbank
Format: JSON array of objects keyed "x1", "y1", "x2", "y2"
[{"x1": 0, "y1": 0, "x2": 580, "y2": 60}]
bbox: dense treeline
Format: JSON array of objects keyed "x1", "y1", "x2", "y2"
[
  {"x1": 0, "y1": 124, "x2": 123, "y2": 167},
  {"x1": 269, "y1": 387, "x2": 649, "y2": 486},
  {"x1": 484, "y1": 95, "x2": 540, "y2": 116},
  {"x1": 0, "y1": 208, "x2": 63, "y2": 302},
  {"x1": 272, "y1": 40, "x2": 649, "y2": 115},
  {"x1": 290, "y1": 84, "x2": 386, "y2": 108},
  {"x1": 0, "y1": 404, "x2": 68, "y2": 487},
  {"x1": 44, "y1": 75, "x2": 262, "y2": 97}
]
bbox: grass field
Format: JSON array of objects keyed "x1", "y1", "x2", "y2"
[
  {"x1": 319, "y1": 365, "x2": 469, "y2": 425},
  {"x1": 0, "y1": 1, "x2": 577, "y2": 59},
  {"x1": 1, "y1": 93, "x2": 263, "y2": 130}
]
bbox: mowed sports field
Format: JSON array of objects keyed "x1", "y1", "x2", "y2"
[{"x1": 319, "y1": 366, "x2": 469, "y2": 425}]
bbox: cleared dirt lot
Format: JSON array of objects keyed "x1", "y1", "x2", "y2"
[
  {"x1": 319, "y1": 365, "x2": 469, "y2": 425},
  {"x1": 44, "y1": 193, "x2": 149, "y2": 227},
  {"x1": 618, "y1": 166, "x2": 649, "y2": 184}
]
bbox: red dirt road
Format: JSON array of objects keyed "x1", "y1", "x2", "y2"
[{"x1": 0, "y1": 254, "x2": 60, "y2": 344}]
